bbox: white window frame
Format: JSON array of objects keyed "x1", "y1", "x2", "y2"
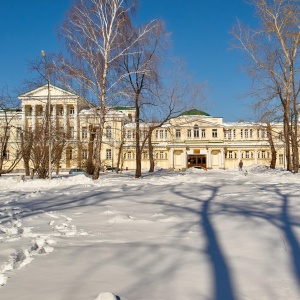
[
  {"x1": 279, "y1": 154, "x2": 284, "y2": 164},
  {"x1": 82, "y1": 127, "x2": 87, "y2": 139},
  {"x1": 69, "y1": 106, "x2": 75, "y2": 115},
  {"x1": 212, "y1": 129, "x2": 217, "y2": 138},
  {"x1": 194, "y1": 125, "x2": 199, "y2": 138},
  {"x1": 106, "y1": 149, "x2": 112, "y2": 160},
  {"x1": 106, "y1": 126, "x2": 112, "y2": 139},
  {"x1": 82, "y1": 149, "x2": 88, "y2": 159}
]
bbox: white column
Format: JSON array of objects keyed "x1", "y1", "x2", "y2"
[
  {"x1": 32, "y1": 105, "x2": 36, "y2": 130},
  {"x1": 74, "y1": 104, "x2": 78, "y2": 140},
  {"x1": 52, "y1": 104, "x2": 56, "y2": 118},
  {"x1": 221, "y1": 149, "x2": 225, "y2": 169},
  {"x1": 254, "y1": 150, "x2": 258, "y2": 164},
  {"x1": 21, "y1": 105, "x2": 26, "y2": 131},
  {"x1": 63, "y1": 104, "x2": 68, "y2": 132},
  {"x1": 183, "y1": 150, "x2": 187, "y2": 169},
  {"x1": 238, "y1": 150, "x2": 241, "y2": 161},
  {"x1": 207, "y1": 149, "x2": 212, "y2": 169},
  {"x1": 169, "y1": 149, "x2": 174, "y2": 169}
]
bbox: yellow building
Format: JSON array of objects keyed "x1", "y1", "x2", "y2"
[{"x1": 0, "y1": 84, "x2": 286, "y2": 173}]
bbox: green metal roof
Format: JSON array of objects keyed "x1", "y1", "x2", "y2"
[
  {"x1": 0, "y1": 108, "x2": 21, "y2": 113},
  {"x1": 114, "y1": 106, "x2": 135, "y2": 111},
  {"x1": 180, "y1": 109, "x2": 211, "y2": 116}
]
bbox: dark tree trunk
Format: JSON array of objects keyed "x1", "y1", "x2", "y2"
[
  {"x1": 86, "y1": 125, "x2": 95, "y2": 175},
  {"x1": 135, "y1": 95, "x2": 142, "y2": 178},
  {"x1": 148, "y1": 130, "x2": 155, "y2": 172},
  {"x1": 116, "y1": 142, "x2": 124, "y2": 173},
  {"x1": 266, "y1": 122, "x2": 276, "y2": 169}
]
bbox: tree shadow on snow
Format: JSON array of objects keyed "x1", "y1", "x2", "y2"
[
  {"x1": 169, "y1": 184, "x2": 237, "y2": 300},
  {"x1": 215, "y1": 182, "x2": 300, "y2": 289}
]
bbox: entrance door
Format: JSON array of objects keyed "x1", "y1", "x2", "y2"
[{"x1": 187, "y1": 155, "x2": 206, "y2": 168}]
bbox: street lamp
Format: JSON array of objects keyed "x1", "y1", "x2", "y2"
[{"x1": 41, "y1": 50, "x2": 52, "y2": 179}]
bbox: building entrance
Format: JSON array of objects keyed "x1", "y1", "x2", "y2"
[{"x1": 187, "y1": 155, "x2": 206, "y2": 168}]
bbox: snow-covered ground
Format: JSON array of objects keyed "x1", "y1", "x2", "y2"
[{"x1": 1, "y1": 166, "x2": 300, "y2": 300}]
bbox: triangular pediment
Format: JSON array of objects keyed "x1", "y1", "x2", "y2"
[
  {"x1": 19, "y1": 84, "x2": 77, "y2": 99},
  {"x1": 171, "y1": 115, "x2": 224, "y2": 128}
]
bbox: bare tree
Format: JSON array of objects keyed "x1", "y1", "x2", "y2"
[
  {"x1": 232, "y1": 0, "x2": 300, "y2": 173},
  {"x1": 118, "y1": 19, "x2": 165, "y2": 178},
  {"x1": 0, "y1": 88, "x2": 22, "y2": 175},
  {"x1": 56, "y1": 0, "x2": 156, "y2": 179}
]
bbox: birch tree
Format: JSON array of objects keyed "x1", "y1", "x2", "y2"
[
  {"x1": 57, "y1": 0, "x2": 156, "y2": 179},
  {"x1": 232, "y1": 0, "x2": 300, "y2": 173}
]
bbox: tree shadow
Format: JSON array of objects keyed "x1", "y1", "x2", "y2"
[{"x1": 170, "y1": 184, "x2": 237, "y2": 300}]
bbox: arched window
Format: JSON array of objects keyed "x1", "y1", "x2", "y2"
[{"x1": 194, "y1": 125, "x2": 199, "y2": 138}]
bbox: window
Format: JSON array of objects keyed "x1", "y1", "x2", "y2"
[
  {"x1": 27, "y1": 107, "x2": 32, "y2": 116},
  {"x1": 245, "y1": 151, "x2": 249, "y2": 158},
  {"x1": 82, "y1": 127, "x2": 87, "y2": 139},
  {"x1": 159, "y1": 130, "x2": 164, "y2": 139},
  {"x1": 212, "y1": 129, "x2": 217, "y2": 138},
  {"x1": 262, "y1": 151, "x2": 266, "y2": 158},
  {"x1": 241, "y1": 129, "x2": 243, "y2": 139},
  {"x1": 106, "y1": 126, "x2": 112, "y2": 138},
  {"x1": 38, "y1": 107, "x2": 43, "y2": 116},
  {"x1": 126, "y1": 130, "x2": 132, "y2": 139},
  {"x1": 263, "y1": 130, "x2": 267, "y2": 138},
  {"x1": 3, "y1": 150, "x2": 9, "y2": 160},
  {"x1": 187, "y1": 129, "x2": 192, "y2": 138},
  {"x1": 233, "y1": 129, "x2": 236, "y2": 139},
  {"x1": 160, "y1": 152, "x2": 164, "y2": 159},
  {"x1": 194, "y1": 125, "x2": 199, "y2": 138},
  {"x1": 224, "y1": 129, "x2": 232, "y2": 140},
  {"x1": 58, "y1": 107, "x2": 64, "y2": 116},
  {"x1": 127, "y1": 152, "x2": 132, "y2": 159},
  {"x1": 279, "y1": 154, "x2": 284, "y2": 164},
  {"x1": 201, "y1": 129, "x2": 206, "y2": 138},
  {"x1": 69, "y1": 127, "x2": 74, "y2": 138},
  {"x1": 143, "y1": 152, "x2": 148, "y2": 159},
  {"x1": 250, "y1": 129, "x2": 253, "y2": 138},
  {"x1": 258, "y1": 129, "x2": 267, "y2": 138},
  {"x1": 67, "y1": 149, "x2": 72, "y2": 160},
  {"x1": 139, "y1": 130, "x2": 143, "y2": 140},
  {"x1": 176, "y1": 129, "x2": 181, "y2": 138},
  {"x1": 16, "y1": 127, "x2": 22, "y2": 140},
  {"x1": 82, "y1": 149, "x2": 88, "y2": 159},
  {"x1": 155, "y1": 130, "x2": 158, "y2": 139},
  {"x1": 164, "y1": 130, "x2": 168, "y2": 139},
  {"x1": 245, "y1": 129, "x2": 249, "y2": 139},
  {"x1": 228, "y1": 151, "x2": 233, "y2": 158},
  {"x1": 106, "y1": 149, "x2": 112, "y2": 160},
  {"x1": 70, "y1": 106, "x2": 75, "y2": 115}
]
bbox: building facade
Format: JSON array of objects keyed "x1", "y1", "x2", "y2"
[{"x1": 0, "y1": 84, "x2": 286, "y2": 173}]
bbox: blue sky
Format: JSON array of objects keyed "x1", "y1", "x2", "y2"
[{"x1": 0, "y1": 0, "x2": 257, "y2": 121}]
